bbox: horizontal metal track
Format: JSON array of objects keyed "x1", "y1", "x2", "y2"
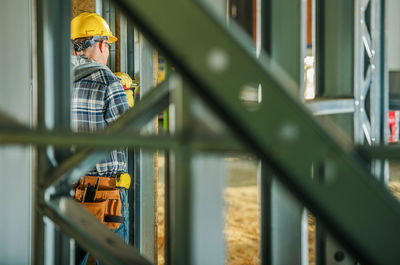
[
  {"x1": 0, "y1": 128, "x2": 246, "y2": 153},
  {"x1": 306, "y1": 98, "x2": 355, "y2": 115}
]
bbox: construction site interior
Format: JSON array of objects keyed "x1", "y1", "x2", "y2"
[{"x1": 2, "y1": 0, "x2": 400, "y2": 265}]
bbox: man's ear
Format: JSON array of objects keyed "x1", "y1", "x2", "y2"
[{"x1": 99, "y1": 41, "x2": 104, "y2": 53}]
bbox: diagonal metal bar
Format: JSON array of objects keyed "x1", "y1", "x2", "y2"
[
  {"x1": 102, "y1": 79, "x2": 170, "y2": 132},
  {"x1": 112, "y1": 0, "x2": 400, "y2": 264},
  {"x1": 362, "y1": 112, "x2": 373, "y2": 145},
  {"x1": 43, "y1": 79, "x2": 170, "y2": 189},
  {"x1": 362, "y1": 66, "x2": 372, "y2": 98},
  {"x1": 361, "y1": 23, "x2": 373, "y2": 59},
  {"x1": 43, "y1": 198, "x2": 152, "y2": 265},
  {"x1": 0, "y1": 112, "x2": 26, "y2": 128}
]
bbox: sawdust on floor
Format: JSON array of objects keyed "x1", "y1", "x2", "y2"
[{"x1": 156, "y1": 181, "x2": 400, "y2": 265}]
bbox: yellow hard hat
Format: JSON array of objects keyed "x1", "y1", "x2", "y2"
[{"x1": 71, "y1": 12, "x2": 117, "y2": 43}]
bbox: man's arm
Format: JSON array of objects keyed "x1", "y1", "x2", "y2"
[{"x1": 104, "y1": 81, "x2": 130, "y2": 124}]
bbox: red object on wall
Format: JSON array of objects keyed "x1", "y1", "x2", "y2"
[
  {"x1": 388, "y1": 111, "x2": 399, "y2": 143},
  {"x1": 307, "y1": 0, "x2": 312, "y2": 47}
]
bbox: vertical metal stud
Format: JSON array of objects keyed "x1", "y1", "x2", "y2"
[
  {"x1": 135, "y1": 35, "x2": 156, "y2": 262},
  {"x1": 267, "y1": 0, "x2": 307, "y2": 264},
  {"x1": 103, "y1": 0, "x2": 116, "y2": 71},
  {"x1": 119, "y1": 13, "x2": 128, "y2": 73},
  {"x1": 35, "y1": 0, "x2": 71, "y2": 263},
  {"x1": 260, "y1": 162, "x2": 272, "y2": 265},
  {"x1": 369, "y1": 0, "x2": 388, "y2": 181},
  {"x1": 316, "y1": 1, "x2": 356, "y2": 264},
  {"x1": 191, "y1": 154, "x2": 225, "y2": 265},
  {"x1": 169, "y1": 74, "x2": 192, "y2": 265}
]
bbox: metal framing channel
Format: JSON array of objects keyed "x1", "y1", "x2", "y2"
[
  {"x1": 169, "y1": 75, "x2": 192, "y2": 265},
  {"x1": 306, "y1": 99, "x2": 355, "y2": 116},
  {"x1": 369, "y1": 0, "x2": 388, "y2": 181},
  {"x1": 315, "y1": 1, "x2": 356, "y2": 264},
  {"x1": 191, "y1": 154, "x2": 225, "y2": 265},
  {"x1": 119, "y1": 12, "x2": 128, "y2": 73},
  {"x1": 354, "y1": 0, "x2": 387, "y2": 183},
  {"x1": 103, "y1": 0, "x2": 117, "y2": 71},
  {"x1": 269, "y1": 0, "x2": 307, "y2": 264},
  {"x1": 35, "y1": 0, "x2": 72, "y2": 264},
  {"x1": 260, "y1": 161, "x2": 273, "y2": 265},
  {"x1": 96, "y1": 0, "x2": 103, "y2": 15},
  {"x1": 111, "y1": 0, "x2": 400, "y2": 264},
  {"x1": 135, "y1": 35, "x2": 156, "y2": 261}
]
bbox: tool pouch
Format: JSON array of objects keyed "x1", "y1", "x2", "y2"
[{"x1": 75, "y1": 187, "x2": 123, "y2": 230}]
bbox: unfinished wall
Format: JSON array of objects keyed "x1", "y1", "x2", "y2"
[
  {"x1": 72, "y1": 0, "x2": 96, "y2": 17},
  {"x1": 388, "y1": 0, "x2": 400, "y2": 71},
  {"x1": 0, "y1": 0, "x2": 31, "y2": 264}
]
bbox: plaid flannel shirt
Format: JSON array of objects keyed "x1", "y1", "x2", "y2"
[{"x1": 72, "y1": 65, "x2": 130, "y2": 177}]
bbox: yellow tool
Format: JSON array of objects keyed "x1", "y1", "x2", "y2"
[
  {"x1": 115, "y1": 173, "x2": 131, "y2": 189},
  {"x1": 115, "y1": 72, "x2": 135, "y2": 108}
]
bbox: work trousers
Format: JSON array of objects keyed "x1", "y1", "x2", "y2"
[{"x1": 75, "y1": 188, "x2": 129, "y2": 265}]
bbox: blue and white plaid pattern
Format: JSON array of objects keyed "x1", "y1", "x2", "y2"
[{"x1": 72, "y1": 68, "x2": 130, "y2": 177}]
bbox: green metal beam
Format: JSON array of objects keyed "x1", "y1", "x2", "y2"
[
  {"x1": 170, "y1": 76, "x2": 193, "y2": 265},
  {"x1": 0, "y1": 112, "x2": 26, "y2": 128},
  {"x1": 0, "y1": 126, "x2": 246, "y2": 153},
  {"x1": 360, "y1": 145, "x2": 400, "y2": 160},
  {"x1": 112, "y1": 0, "x2": 400, "y2": 264},
  {"x1": 0, "y1": 129, "x2": 178, "y2": 149}
]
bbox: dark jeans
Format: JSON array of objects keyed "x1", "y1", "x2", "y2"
[{"x1": 75, "y1": 188, "x2": 129, "y2": 265}]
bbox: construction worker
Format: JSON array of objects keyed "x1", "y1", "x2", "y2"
[{"x1": 71, "y1": 12, "x2": 131, "y2": 265}]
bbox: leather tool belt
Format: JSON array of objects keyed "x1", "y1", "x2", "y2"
[{"x1": 74, "y1": 174, "x2": 131, "y2": 229}]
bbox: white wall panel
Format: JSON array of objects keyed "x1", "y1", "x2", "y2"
[
  {"x1": 0, "y1": 1, "x2": 32, "y2": 264},
  {"x1": 388, "y1": 0, "x2": 400, "y2": 70}
]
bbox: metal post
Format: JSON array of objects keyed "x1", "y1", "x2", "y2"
[
  {"x1": 35, "y1": 0, "x2": 72, "y2": 264},
  {"x1": 103, "y1": 0, "x2": 116, "y2": 71},
  {"x1": 268, "y1": 0, "x2": 307, "y2": 264},
  {"x1": 135, "y1": 35, "x2": 156, "y2": 261},
  {"x1": 270, "y1": 0, "x2": 306, "y2": 101},
  {"x1": 191, "y1": 154, "x2": 225, "y2": 265},
  {"x1": 0, "y1": 0, "x2": 33, "y2": 258},
  {"x1": 315, "y1": 1, "x2": 356, "y2": 264},
  {"x1": 169, "y1": 75, "x2": 192, "y2": 265},
  {"x1": 34, "y1": 0, "x2": 46, "y2": 262},
  {"x1": 119, "y1": 13, "x2": 128, "y2": 73},
  {"x1": 260, "y1": 162, "x2": 272, "y2": 265},
  {"x1": 96, "y1": 0, "x2": 103, "y2": 15},
  {"x1": 369, "y1": 0, "x2": 388, "y2": 181}
]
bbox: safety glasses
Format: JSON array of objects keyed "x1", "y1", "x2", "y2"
[{"x1": 95, "y1": 39, "x2": 112, "y2": 49}]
